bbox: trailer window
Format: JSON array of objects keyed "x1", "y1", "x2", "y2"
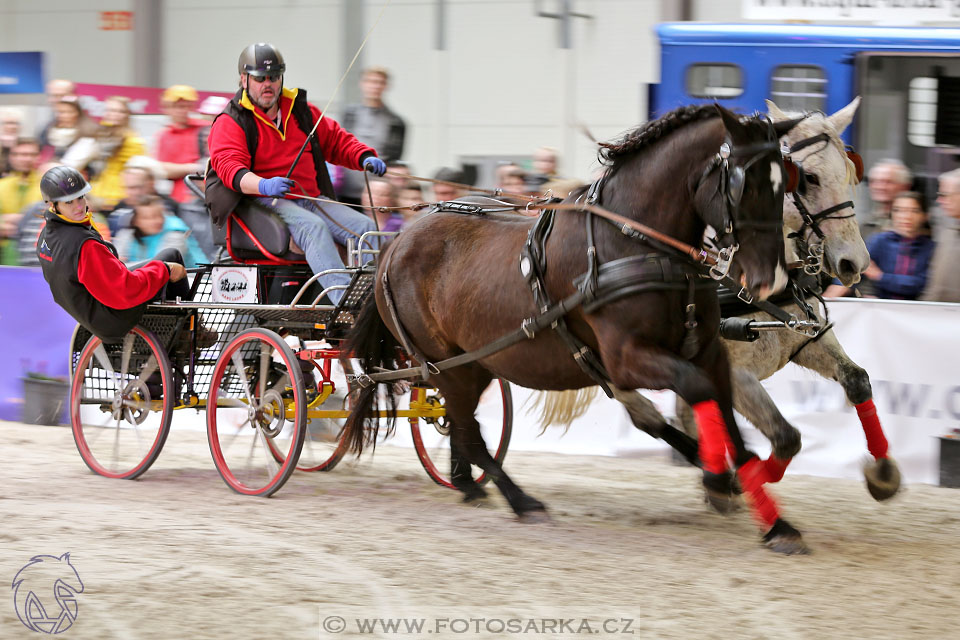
[
  {"x1": 686, "y1": 64, "x2": 743, "y2": 99},
  {"x1": 907, "y1": 77, "x2": 937, "y2": 147},
  {"x1": 770, "y1": 66, "x2": 827, "y2": 112}
]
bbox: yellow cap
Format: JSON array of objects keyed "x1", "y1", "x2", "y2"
[{"x1": 162, "y1": 84, "x2": 198, "y2": 103}]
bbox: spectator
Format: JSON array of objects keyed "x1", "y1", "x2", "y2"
[
  {"x1": 339, "y1": 66, "x2": 406, "y2": 205},
  {"x1": 860, "y1": 159, "x2": 912, "y2": 243},
  {"x1": 858, "y1": 191, "x2": 934, "y2": 300},
  {"x1": 921, "y1": 168, "x2": 960, "y2": 302},
  {"x1": 386, "y1": 161, "x2": 412, "y2": 192},
  {"x1": 87, "y1": 97, "x2": 147, "y2": 210},
  {"x1": 495, "y1": 162, "x2": 528, "y2": 191},
  {"x1": 113, "y1": 194, "x2": 207, "y2": 268},
  {"x1": 105, "y1": 162, "x2": 179, "y2": 236},
  {"x1": 36, "y1": 79, "x2": 76, "y2": 148},
  {"x1": 0, "y1": 108, "x2": 23, "y2": 176},
  {"x1": 196, "y1": 95, "x2": 231, "y2": 164},
  {"x1": 432, "y1": 167, "x2": 467, "y2": 202},
  {"x1": 0, "y1": 138, "x2": 42, "y2": 264},
  {"x1": 527, "y1": 146, "x2": 563, "y2": 191},
  {"x1": 155, "y1": 85, "x2": 206, "y2": 204},
  {"x1": 360, "y1": 178, "x2": 402, "y2": 232},
  {"x1": 41, "y1": 97, "x2": 96, "y2": 164},
  {"x1": 396, "y1": 180, "x2": 426, "y2": 228}
]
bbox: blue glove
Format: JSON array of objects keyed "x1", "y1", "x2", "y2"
[
  {"x1": 259, "y1": 177, "x2": 294, "y2": 197},
  {"x1": 363, "y1": 156, "x2": 387, "y2": 176}
]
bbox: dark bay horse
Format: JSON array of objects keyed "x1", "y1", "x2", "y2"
[{"x1": 344, "y1": 105, "x2": 805, "y2": 552}]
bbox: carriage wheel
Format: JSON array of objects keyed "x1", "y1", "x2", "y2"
[
  {"x1": 411, "y1": 379, "x2": 512, "y2": 489},
  {"x1": 267, "y1": 356, "x2": 351, "y2": 472},
  {"x1": 207, "y1": 328, "x2": 306, "y2": 497},
  {"x1": 70, "y1": 326, "x2": 173, "y2": 480}
]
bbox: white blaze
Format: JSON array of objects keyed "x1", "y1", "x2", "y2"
[{"x1": 770, "y1": 161, "x2": 782, "y2": 194}]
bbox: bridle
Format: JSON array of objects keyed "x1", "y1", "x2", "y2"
[
  {"x1": 694, "y1": 117, "x2": 785, "y2": 280},
  {"x1": 781, "y1": 130, "x2": 864, "y2": 275}
]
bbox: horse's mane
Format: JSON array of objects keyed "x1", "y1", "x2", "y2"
[{"x1": 597, "y1": 104, "x2": 720, "y2": 168}]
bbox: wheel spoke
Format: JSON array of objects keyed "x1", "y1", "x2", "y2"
[
  {"x1": 258, "y1": 342, "x2": 272, "y2": 399},
  {"x1": 231, "y1": 351, "x2": 255, "y2": 406},
  {"x1": 92, "y1": 344, "x2": 123, "y2": 395},
  {"x1": 119, "y1": 333, "x2": 134, "y2": 379}
]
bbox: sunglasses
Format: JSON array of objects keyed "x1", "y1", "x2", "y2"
[{"x1": 249, "y1": 74, "x2": 282, "y2": 83}]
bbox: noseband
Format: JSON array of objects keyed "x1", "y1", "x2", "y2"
[{"x1": 782, "y1": 131, "x2": 862, "y2": 275}]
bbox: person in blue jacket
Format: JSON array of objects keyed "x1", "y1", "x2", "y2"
[
  {"x1": 113, "y1": 194, "x2": 208, "y2": 268},
  {"x1": 861, "y1": 191, "x2": 935, "y2": 300}
]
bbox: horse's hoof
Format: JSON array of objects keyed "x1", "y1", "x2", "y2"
[
  {"x1": 702, "y1": 470, "x2": 741, "y2": 515},
  {"x1": 772, "y1": 427, "x2": 802, "y2": 460},
  {"x1": 864, "y1": 456, "x2": 902, "y2": 502},
  {"x1": 704, "y1": 488, "x2": 742, "y2": 515},
  {"x1": 762, "y1": 519, "x2": 811, "y2": 555},
  {"x1": 517, "y1": 509, "x2": 551, "y2": 524},
  {"x1": 458, "y1": 485, "x2": 489, "y2": 503}
]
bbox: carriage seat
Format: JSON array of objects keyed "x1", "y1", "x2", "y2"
[{"x1": 212, "y1": 197, "x2": 307, "y2": 264}]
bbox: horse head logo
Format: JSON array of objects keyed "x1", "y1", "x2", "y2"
[{"x1": 11, "y1": 553, "x2": 84, "y2": 634}]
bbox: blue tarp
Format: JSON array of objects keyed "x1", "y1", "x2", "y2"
[{"x1": 0, "y1": 267, "x2": 76, "y2": 421}]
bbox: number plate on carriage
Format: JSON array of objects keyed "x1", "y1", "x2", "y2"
[{"x1": 211, "y1": 267, "x2": 258, "y2": 304}]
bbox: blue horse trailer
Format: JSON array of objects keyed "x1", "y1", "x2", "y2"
[{"x1": 651, "y1": 23, "x2": 960, "y2": 185}]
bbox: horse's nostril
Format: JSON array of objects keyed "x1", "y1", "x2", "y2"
[{"x1": 838, "y1": 259, "x2": 856, "y2": 276}]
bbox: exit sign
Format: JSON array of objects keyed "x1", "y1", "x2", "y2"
[{"x1": 100, "y1": 11, "x2": 133, "y2": 31}]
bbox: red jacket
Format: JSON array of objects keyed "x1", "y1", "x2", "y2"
[{"x1": 208, "y1": 87, "x2": 374, "y2": 198}]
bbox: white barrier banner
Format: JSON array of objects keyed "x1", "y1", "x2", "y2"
[{"x1": 743, "y1": 0, "x2": 960, "y2": 23}]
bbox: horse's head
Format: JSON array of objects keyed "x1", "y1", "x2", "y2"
[
  {"x1": 696, "y1": 105, "x2": 802, "y2": 300},
  {"x1": 768, "y1": 97, "x2": 869, "y2": 286}
]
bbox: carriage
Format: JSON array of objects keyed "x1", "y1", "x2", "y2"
[{"x1": 66, "y1": 181, "x2": 512, "y2": 498}]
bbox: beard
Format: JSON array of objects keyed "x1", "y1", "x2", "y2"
[{"x1": 250, "y1": 85, "x2": 281, "y2": 112}]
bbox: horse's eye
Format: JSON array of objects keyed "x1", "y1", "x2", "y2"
[{"x1": 806, "y1": 174, "x2": 820, "y2": 186}]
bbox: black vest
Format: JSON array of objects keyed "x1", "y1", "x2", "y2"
[
  {"x1": 37, "y1": 212, "x2": 148, "y2": 341},
  {"x1": 204, "y1": 88, "x2": 336, "y2": 227}
]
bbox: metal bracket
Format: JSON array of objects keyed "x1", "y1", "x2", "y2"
[{"x1": 709, "y1": 244, "x2": 739, "y2": 280}]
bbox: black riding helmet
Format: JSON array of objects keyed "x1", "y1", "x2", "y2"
[
  {"x1": 40, "y1": 166, "x2": 91, "y2": 203},
  {"x1": 238, "y1": 43, "x2": 286, "y2": 77}
]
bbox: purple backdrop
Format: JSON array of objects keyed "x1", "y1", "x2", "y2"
[{"x1": 0, "y1": 267, "x2": 76, "y2": 421}]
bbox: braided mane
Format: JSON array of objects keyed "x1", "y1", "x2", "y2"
[{"x1": 598, "y1": 104, "x2": 720, "y2": 167}]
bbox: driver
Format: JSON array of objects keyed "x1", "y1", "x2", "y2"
[
  {"x1": 36, "y1": 165, "x2": 215, "y2": 345},
  {"x1": 206, "y1": 43, "x2": 386, "y2": 303}
]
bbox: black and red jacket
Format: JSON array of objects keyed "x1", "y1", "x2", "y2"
[{"x1": 37, "y1": 211, "x2": 169, "y2": 341}]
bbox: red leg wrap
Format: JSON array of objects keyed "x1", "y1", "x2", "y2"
[
  {"x1": 856, "y1": 399, "x2": 889, "y2": 459},
  {"x1": 737, "y1": 457, "x2": 781, "y2": 529},
  {"x1": 763, "y1": 455, "x2": 791, "y2": 483},
  {"x1": 693, "y1": 400, "x2": 732, "y2": 474}
]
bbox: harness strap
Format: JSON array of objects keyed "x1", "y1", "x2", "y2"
[
  {"x1": 379, "y1": 252, "x2": 433, "y2": 380},
  {"x1": 357, "y1": 288, "x2": 588, "y2": 387}
]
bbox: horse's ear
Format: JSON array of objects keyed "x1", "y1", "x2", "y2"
[
  {"x1": 772, "y1": 116, "x2": 805, "y2": 138},
  {"x1": 765, "y1": 99, "x2": 788, "y2": 120},
  {"x1": 715, "y1": 104, "x2": 746, "y2": 139},
  {"x1": 827, "y1": 96, "x2": 860, "y2": 135}
]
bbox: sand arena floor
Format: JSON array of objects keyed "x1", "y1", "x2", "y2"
[{"x1": 1, "y1": 420, "x2": 959, "y2": 639}]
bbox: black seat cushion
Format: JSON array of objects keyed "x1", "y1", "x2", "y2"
[{"x1": 212, "y1": 198, "x2": 305, "y2": 262}]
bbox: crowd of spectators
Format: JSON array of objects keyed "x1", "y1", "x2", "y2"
[{"x1": 2, "y1": 73, "x2": 957, "y2": 304}]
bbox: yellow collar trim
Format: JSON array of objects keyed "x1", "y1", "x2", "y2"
[
  {"x1": 239, "y1": 87, "x2": 299, "y2": 141},
  {"x1": 53, "y1": 207, "x2": 94, "y2": 228}
]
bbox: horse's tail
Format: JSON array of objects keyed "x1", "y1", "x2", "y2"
[
  {"x1": 342, "y1": 291, "x2": 399, "y2": 456},
  {"x1": 527, "y1": 388, "x2": 599, "y2": 433}
]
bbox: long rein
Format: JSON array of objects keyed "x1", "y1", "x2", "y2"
[{"x1": 285, "y1": 169, "x2": 724, "y2": 270}]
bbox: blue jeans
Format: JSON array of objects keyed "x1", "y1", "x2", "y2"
[{"x1": 256, "y1": 196, "x2": 377, "y2": 304}]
